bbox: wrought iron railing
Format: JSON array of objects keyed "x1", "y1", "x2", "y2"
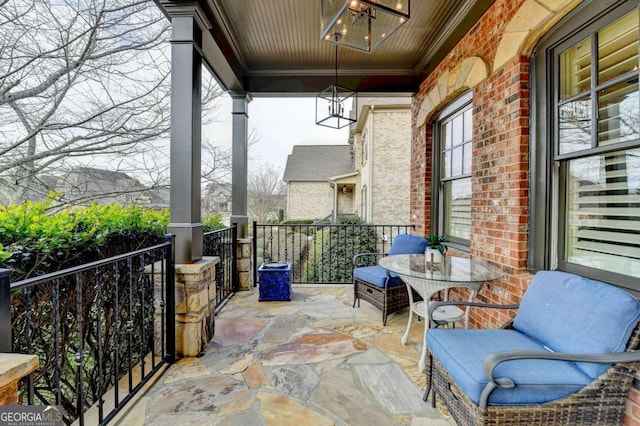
[
  {"x1": 203, "y1": 224, "x2": 237, "y2": 309},
  {"x1": 1, "y1": 236, "x2": 176, "y2": 425},
  {"x1": 253, "y1": 222, "x2": 415, "y2": 284}
]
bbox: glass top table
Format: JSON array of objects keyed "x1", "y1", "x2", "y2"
[
  {"x1": 378, "y1": 254, "x2": 503, "y2": 284},
  {"x1": 378, "y1": 254, "x2": 504, "y2": 372}
]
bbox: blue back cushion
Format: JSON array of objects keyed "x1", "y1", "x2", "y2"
[
  {"x1": 513, "y1": 271, "x2": 640, "y2": 378},
  {"x1": 388, "y1": 234, "x2": 427, "y2": 255}
]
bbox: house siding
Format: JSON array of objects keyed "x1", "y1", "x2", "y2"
[
  {"x1": 371, "y1": 109, "x2": 411, "y2": 224},
  {"x1": 411, "y1": 0, "x2": 640, "y2": 419},
  {"x1": 287, "y1": 181, "x2": 333, "y2": 220},
  {"x1": 351, "y1": 103, "x2": 412, "y2": 225}
]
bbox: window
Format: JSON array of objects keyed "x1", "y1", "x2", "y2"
[
  {"x1": 533, "y1": 1, "x2": 640, "y2": 290},
  {"x1": 434, "y1": 92, "x2": 472, "y2": 247}
]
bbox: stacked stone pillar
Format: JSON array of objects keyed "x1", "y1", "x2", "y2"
[{"x1": 236, "y1": 237, "x2": 253, "y2": 291}]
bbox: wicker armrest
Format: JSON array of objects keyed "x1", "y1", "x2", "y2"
[
  {"x1": 478, "y1": 349, "x2": 640, "y2": 409},
  {"x1": 352, "y1": 252, "x2": 387, "y2": 267}
]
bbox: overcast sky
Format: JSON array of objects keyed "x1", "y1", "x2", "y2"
[{"x1": 210, "y1": 95, "x2": 350, "y2": 175}]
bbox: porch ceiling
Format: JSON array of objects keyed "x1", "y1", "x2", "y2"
[{"x1": 158, "y1": 0, "x2": 495, "y2": 96}]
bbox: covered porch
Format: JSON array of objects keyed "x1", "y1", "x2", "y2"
[{"x1": 111, "y1": 285, "x2": 454, "y2": 425}]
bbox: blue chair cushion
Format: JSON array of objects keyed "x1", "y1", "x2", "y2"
[
  {"x1": 388, "y1": 233, "x2": 428, "y2": 256},
  {"x1": 427, "y1": 329, "x2": 592, "y2": 405},
  {"x1": 353, "y1": 265, "x2": 403, "y2": 288},
  {"x1": 513, "y1": 271, "x2": 640, "y2": 378}
]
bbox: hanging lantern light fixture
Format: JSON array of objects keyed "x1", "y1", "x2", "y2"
[
  {"x1": 316, "y1": 33, "x2": 357, "y2": 129},
  {"x1": 320, "y1": 0, "x2": 410, "y2": 53}
]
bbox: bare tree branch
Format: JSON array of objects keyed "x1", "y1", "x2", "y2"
[{"x1": 0, "y1": 0, "x2": 228, "y2": 205}]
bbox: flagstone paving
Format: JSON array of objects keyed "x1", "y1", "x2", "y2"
[{"x1": 114, "y1": 285, "x2": 456, "y2": 425}]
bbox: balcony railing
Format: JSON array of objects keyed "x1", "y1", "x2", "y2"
[
  {"x1": 203, "y1": 224, "x2": 237, "y2": 309},
  {"x1": 1, "y1": 236, "x2": 176, "y2": 425},
  {"x1": 253, "y1": 222, "x2": 415, "y2": 284}
]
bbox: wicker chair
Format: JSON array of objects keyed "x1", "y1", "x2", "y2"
[
  {"x1": 352, "y1": 233, "x2": 427, "y2": 325},
  {"x1": 424, "y1": 271, "x2": 640, "y2": 425}
]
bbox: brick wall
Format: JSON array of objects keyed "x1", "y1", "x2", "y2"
[
  {"x1": 411, "y1": 0, "x2": 640, "y2": 420},
  {"x1": 287, "y1": 181, "x2": 333, "y2": 219},
  {"x1": 370, "y1": 108, "x2": 411, "y2": 224},
  {"x1": 411, "y1": 0, "x2": 551, "y2": 327}
]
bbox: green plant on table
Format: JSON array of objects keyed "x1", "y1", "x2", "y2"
[{"x1": 425, "y1": 234, "x2": 448, "y2": 254}]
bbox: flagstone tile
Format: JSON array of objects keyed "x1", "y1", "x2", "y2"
[
  {"x1": 257, "y1": 392, "x2": 334, "y2": 426},
  {"x1": 347, "y1": 347, "x2": 391, "y2": 365},
  {"x1": 258, "y1": 330, "x2": 367, "y2": 365},
  {"x1": 315, "y1": 357, "x2": 344, "y2": 374},
  {"x1": 145, "y1": 413, "x2": 218, "y2": 426},
  {"x1": 261, "y1": 314, "x2": 308, "y2": 343},
  {"x1": 220, "y1": 351, "x2": 253, "y2": 375},
  {"x1": 266, "y1": 364, "x2": 320, "y2": 400},
  {"x1": 161, "y1": 357, "x2": 210, "y2": 384},
  {"x1": 219, "y1": 396, "x2": 255, "y2": 417},
  {"x1": 362, "y1": 331, "x2": 419, "y2": 360},
  {"x1": 148, "y1": 375, "x2": 251, "y2": 415},
  {"x1": 213, "y1": 318, "x2": 270, "y2": 346},
  {"x1": 310, "y1": 368, "x2": 396, "y2": 426},
  {"x1": 243, "y1": 360, "x2": 264, "y2": 389},
  {"x1": 354, "y1": 363, "x2": 426, "y2": 415}
]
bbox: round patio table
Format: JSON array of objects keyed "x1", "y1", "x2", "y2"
[{"x1": 378, "y1": 254, "x2": 503, "y2": 372}]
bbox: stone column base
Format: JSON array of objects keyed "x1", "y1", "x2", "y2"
[
  {"x1": 236, "y1": 237, "x2": 253, "y2": 291},
  {"x1": 152, "y1": 257, "x2": 219, "y2": 358},
  {"x1": 0, "y1": 353, "x2": 38, "y2": 405}
]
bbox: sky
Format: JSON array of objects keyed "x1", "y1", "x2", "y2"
[{"x1": 210, "y1": 96, "x2": 350, "y2": 175}]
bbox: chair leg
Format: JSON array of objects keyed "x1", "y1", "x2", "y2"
[
  {"x1": 425, "y1": 355, "x2": 436, "y2": 408},
  {"x1": 352, "y1": 283, "x2": 360, "y2": 308},
  {"x1": 382, "y1": 312, "x2": 387, "y2": 326}
]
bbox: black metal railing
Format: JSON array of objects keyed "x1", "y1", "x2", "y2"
[
  {"x1": 253, "y1": 222, "x2": 415, "y2": 284},
  {"x1": 1, "y1": 235, "x2": 176, "y2": 425},
  {"x1": 203, "y1": 224, "x2": 237, "y2": 309}
]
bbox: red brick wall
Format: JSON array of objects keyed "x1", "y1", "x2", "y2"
[
  {"x1": 410, "y1": 0, "x2": 640, "y2": 420},
  {"x1": 411, "y1": 0, "x2": 533, "y2": 327}
]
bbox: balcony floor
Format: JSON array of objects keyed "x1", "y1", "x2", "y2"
[{"x1": 115, "y1": 285, "x2": 455, "y2": 425}]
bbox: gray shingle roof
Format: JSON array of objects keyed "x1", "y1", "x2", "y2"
[{"x1": 283, "y1": 145, "x2": 353, "y2": 182}]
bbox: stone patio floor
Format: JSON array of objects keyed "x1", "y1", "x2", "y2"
[{"x1": 113, "y1": 285, "x2": 456, "y2": 426}]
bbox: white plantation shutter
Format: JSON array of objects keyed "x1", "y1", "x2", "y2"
[{"x1": 566, "y1": 150, "x2": 640, "y2": 277}]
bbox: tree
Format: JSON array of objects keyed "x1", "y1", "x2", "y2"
[
  {"x1": 0, "y1": 0, "x2": 226, "y2": 206},
  {"x1": 248, "y1": 164, "x2": 286, "y2": 223}
]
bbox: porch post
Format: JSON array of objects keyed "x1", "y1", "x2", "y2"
[
  {"x1": 167, "y1": 9, "x2": 204, "y2": 263},
  {"x1": 230, "y1": 92, "x2": 251, "y2": 237}
]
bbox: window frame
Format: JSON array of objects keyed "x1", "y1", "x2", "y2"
[
  {"x1": 531, "y1": 0, "x2": 640, "y2": 292},
  {"x1": 431, "y1": 91, "x2": 473, "y2": 251}
]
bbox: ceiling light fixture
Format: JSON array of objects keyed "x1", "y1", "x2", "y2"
[
  {"x1": 320, "y1": 0, "x2": 410, "y2": 53},
  {"x1": 316, "y1": 33, "x2": 357, "y2": 129}
]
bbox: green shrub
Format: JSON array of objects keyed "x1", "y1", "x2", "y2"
[
  {"x1": 304, "y1": 216, "x2": 378, "y2": 282},
  {"x1": 202, "y1": 214, "x2": 225, "y2": 231},
  {"x1": 0, "y1": 201, "x2": 169, "y2": 281}
]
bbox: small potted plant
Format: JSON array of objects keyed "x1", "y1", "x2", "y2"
[{"x1": 424, "y1": 234, "x2": 447, "y2": 265}]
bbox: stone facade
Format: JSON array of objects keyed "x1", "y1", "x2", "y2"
[
  {"x1": 152, "y1": 257, "x2": 218, "y2": 357},
  {"x1": 236, "y1": 237, "x2": 253, "y2": 291},
  {"x1": 410, "y1": 0, "x2": 640, "y2": 422},
  {"x1": 351, "y1": 102, "x2": 412, "y2": 224},
  {"x1": 287, "y1": 181, "x2": 333, "y2": 220}
]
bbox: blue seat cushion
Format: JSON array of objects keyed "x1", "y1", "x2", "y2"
[
  {"x1": 353, "y1": 265, "x2": 403, "y2": 288},
  {"x1": 513, "y1": 271, "x2": 640, "y2": 378},
  {"x1": 388, "y1": 234, "x2": 427, "y2": 255},
  {"x1": 427, "y1": 329, "x2": 592, "y2": 406}
]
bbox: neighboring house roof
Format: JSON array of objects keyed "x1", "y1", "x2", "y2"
[
  {"x1": 206, "y1": 182, "x2": 232, "y2": 197},
  {"x1": 283, "y1": 145, "x2": 353, "y2": 182}
]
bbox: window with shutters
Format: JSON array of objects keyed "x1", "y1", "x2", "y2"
[
  {"x1": 533, "y1": 1, "x2": 640, "y2": 290},
  {"x1": 433, "y1": 92, "x2": 472, "y2": 248}
]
